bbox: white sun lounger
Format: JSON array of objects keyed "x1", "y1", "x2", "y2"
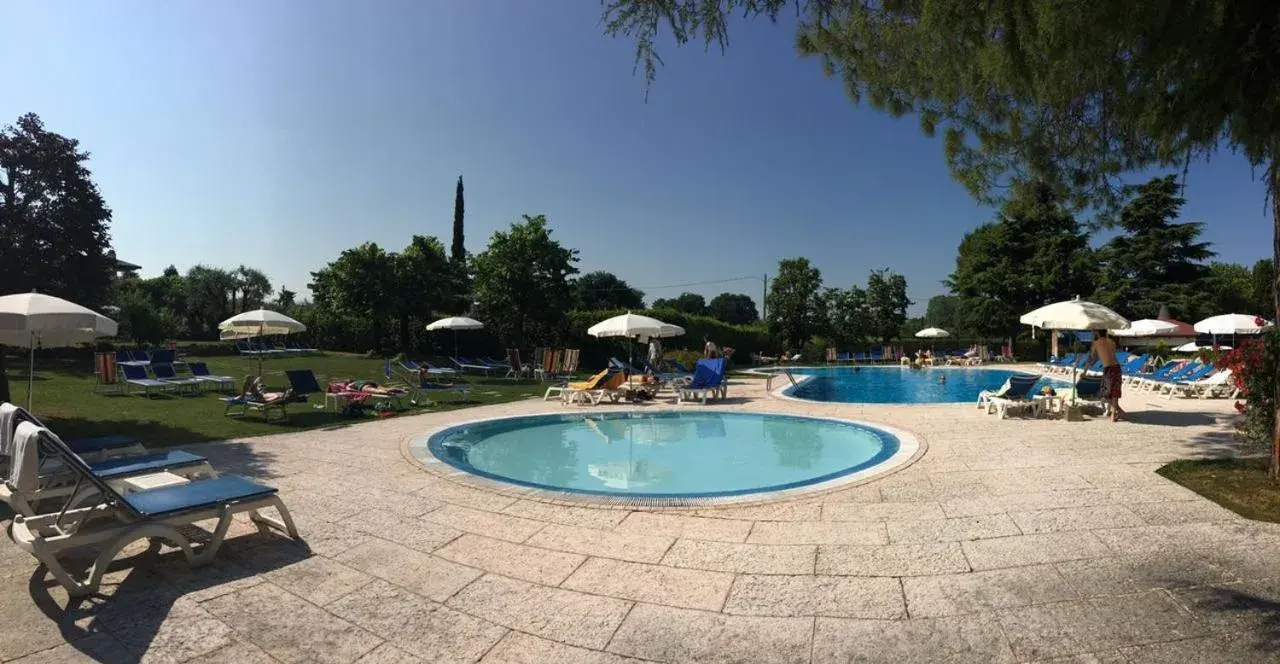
[{"x1": 8, "y1": 422, "x2": 299, "y2": 597}]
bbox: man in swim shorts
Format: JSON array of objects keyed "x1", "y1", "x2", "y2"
[{"x1": 1087, "y1": 328, "x2": 1123, "y2": 422}]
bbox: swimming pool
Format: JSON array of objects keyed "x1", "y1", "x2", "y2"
[
  {"x1": 774, "y1": 366, "x2": 1056, "y2": 404},
  {"x1": 417, "y1": 411, "x2": 910, "y2": 499}
]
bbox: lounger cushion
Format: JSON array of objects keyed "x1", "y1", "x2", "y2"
[
  {"x1": 123, "y1": 474, "x2": 277, "y2": 518},
  {"x1": 90, "y1": 450, "x2": 207, "y2": 480},
  {"x1": 66, "y1": 435, "x2": 142, "y2": 456}
]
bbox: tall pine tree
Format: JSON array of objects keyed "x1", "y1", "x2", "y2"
[{"x1": 451, "y1": 176, "x2": 465, "y2": 263}]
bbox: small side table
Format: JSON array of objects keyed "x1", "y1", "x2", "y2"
[{"x1": 122, "y1": 471, "x2": 189, "y2": 493}]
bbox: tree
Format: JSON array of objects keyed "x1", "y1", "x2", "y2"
[
  {"x1": 1252, "y1": 260, "x2": 1276, "y2": 317},
  {"x1": 309, "y1": 243, "x2": 396, "y2": 352},
  {"x1": 451, "y1": 176, "x2": 466, "y2": 263},
  {"x1": 924, "y1": 295, "x2": 961, "y2": 334},
  {"x1": 825, "y1": 286, "x2": 868, "y2": 348},
  {"x1": 573, "y1": 271, "x2": 645, "y2": 310},
  {"x1": 653, "y1": 292, "x2": 707, "y2": 315},
  {"x1": 0, "y1": 113, "x2": 116, "y2": 402},
  {"x1": 601, "y1": 0, "x2": 1280, "y2": 479},
  {"x1": 949, "y1": 183, "x2": 1093, "y2": 338},
  {"x1": 707, "y1": 293, "x2": 759, "y2": 325},
  {"x1": 1199, "y1": 263, "x2": 1254, "y2": 320},
  {"x1": 276, "y1": 288, "x2": 297, "y2": 310},
  {"x1": 471, "y1": 215, "x2": 579, "y2": 348},
  {"x1": 766, "y1": 258, "x2": 824, "y2": 348},
  {"x1": 183, "y1": 265, "x2": 237, "y2": 338},
  {"x1": 865, "y1": 268, "x2": 911, "y2": 344},
  {"x1": 393, "y1": 235, "x2": 452, "y2": 350},
  {"x1": 1094, "y1": 177, "x2": 1212, "y2": 320},
  {"x1": 232, "y1": 265, "x2": 273, "y2": 313}
]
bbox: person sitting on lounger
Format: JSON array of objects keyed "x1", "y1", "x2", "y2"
[{"x1": 241, "y1": 376, "x2": 291, "y2": 403}]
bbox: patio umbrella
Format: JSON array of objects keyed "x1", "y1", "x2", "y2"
[
  {"x1": 219, "y1": 308, "x2": 307, "y2": 375},
  {"x1": 0, "y1": 292, "x2": 118, "y2": 410},
  {"x1": 915, "y1": 327, "x2": 950, "y2": 338},
  {"x1": 1111, "y1": 319, "x2": 1181, "y2": 337},
  {"x1": 425, "y1": 316, "x2": 484, "y2": 359},
  {"x1": 588, "y1": 312, "x2": 685, "y2": 365},
  {"x1": 586, "y1": 459, "x2": 671, "y2": 490},
  {"x1": 1020, "y1": 298, "x2": 1129, "y2": 403},
  {"x1": 1193, "y1": 314, "x2": 1272, "y2": 335},
  {"x1": 1174, "y1": 342, "x2": 1231, "y2": 352}
]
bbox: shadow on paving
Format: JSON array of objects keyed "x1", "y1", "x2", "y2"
[
  {"x1": 44, "y1": 413, "x2": 363, "y2": 448},
  {"x1": 1173, "y1": 582, "x2": 1280, "y2": 656},
  {"x1": 25, "y1": 530, "x2": 311, "y2": 662}
]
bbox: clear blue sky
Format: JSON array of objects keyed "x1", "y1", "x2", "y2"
[{"x1": 3, "y1": 0, "x2": 1271, "y2": 315}]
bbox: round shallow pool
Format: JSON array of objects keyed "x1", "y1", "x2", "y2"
[
  {"x1": 419, "y1": 411, "x2": 903, "y2": 498},
  {"x1": 775, "y1": 366, "x2": 1057, "y2": 404}
]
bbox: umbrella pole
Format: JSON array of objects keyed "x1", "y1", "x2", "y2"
[
  {"x1": 27, "y1": 331, "x2": 34, "y2": 411},
  {"x1": 454, "y1": 330, "x2": 459, "y2": 360}
]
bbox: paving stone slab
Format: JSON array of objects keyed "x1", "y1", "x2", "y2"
[
  {"x1": 335, "y1": 539, "x2": 482, "y2": 602},
  {"x1": 885, "y1": 514, "x2": 1021, "y2": 544},
  {"x1": 502, "y1": 500, "x2": 630, "y2": 530},
  {"x1": 822, "y1": 501, "x2": 946, "y2": 521},
  {"x1": 615, "y1": 512, "x2": 753, "y2": 542},
  {"x1": 339, "y1": 509, "x2": 465, "y2": 553},
  {"x1": 327, "y1": 579, "x2": 507, "y2": 663},
  {"x1": 607, "y1": 603, "x2": 812, "y2": 664},
  {"x1": 447, "y1": 574, "x2": 632, "y2": 649},
  {"x1": 481, "y1": 631, "x2": 651, "y2": 664},
  {"x1": 961, "y1": 532, "x2": 1113, "y2": 570},
  {"x1": 817, "y1": 542, "x2": 970, "y2": 576},
  {"x1": 562, "y1": 557, "x2": 733, "y2": 611},
  {"x1": 1121, "y1": 634, "x2": 1280, "y2": 664},
  {"x1": 1055, "y1": 552, "x2": 1238, "y2": 597},
  {"x1": 903, "y1": 565, "x2": 1078, "y2": 618},
  {"x1": 204, "y1": 583, "x2": 383, "y2": 664},
  {"x1": 662, "y1": 539, "x2": 816, "y2": 575},
  {"x1": 1009, "y1": 505, "x2": 1146, "y2": 534},
  {"x1": 436, "y1": 534, "x2": 587, "y2": 585},
  {"x1": 812, "y1": 615, "x2": 1016, "y2": 663},
  {"x1": 423, "y1": 505, "x2": 546, "y2": 543},
  {"x1": 995, "y1": 591, "x2": 1210, "y2": 661},
  {"x1": 746, "y1": 520, "x2": 889, "y2": 545},
  {"x1": 724, "y1": 574, "x2": 905, "y2": 619},
  {"x1": 263, "y1": 556, "x2": 375, "y2": 606},
  {"x1": 526, "y1": 524, "x2": 675, "y2": 564}
]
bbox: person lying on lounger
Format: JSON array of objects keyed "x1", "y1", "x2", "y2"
[
  {"x1": 338, "y1": 380, "x2": 406, "y2": 396},
  {"x1": 241, "y1": 376, "x2": 292, "y2": 403}
]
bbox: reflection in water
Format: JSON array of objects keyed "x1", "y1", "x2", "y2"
[
  {"x1": 764, "y1": 417, "x2": 824, "y2": 469},
  {"x1": 588, "y1": 459, "x2": 672, "y2": 489},
  {"x1": 457, "y1": 424, "x2": 580, "y2": 487}
]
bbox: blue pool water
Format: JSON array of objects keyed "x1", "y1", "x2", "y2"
[
  {"x1": 423, "y1": 411, "x2": 899, "y2": 498},
  {"x1": 779, "y1": 366, "x2": 1054, "y2": 404}
]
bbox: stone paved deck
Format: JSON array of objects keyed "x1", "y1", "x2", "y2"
[{"x1": 3, "y1": 368, "x2": 1279, "y2": 663}]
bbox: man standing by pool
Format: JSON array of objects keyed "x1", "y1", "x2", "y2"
[{"x1": 1086, "y1": 329, "x2": 1124, "y2": 422}]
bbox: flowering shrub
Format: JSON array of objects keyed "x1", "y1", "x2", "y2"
[{"x1": 1219, "y1": 332, "x2": 1279, "y2": 449}]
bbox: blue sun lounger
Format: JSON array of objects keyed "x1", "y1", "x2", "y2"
[
  {"x1": 189, "y1": 362, "x2": 236, "y2": 392},
  {"x1": 677, "y1": 358, "x2": 727, "y2": 404},
  {"x1": 150, "y1": 363, "x2": 204, "y2": 395},
  {"x1": 8, "y1": 421, "x2": 298, "y2": 597}
]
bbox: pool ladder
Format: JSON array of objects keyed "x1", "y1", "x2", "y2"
[{"x1": 765, "y1": 368, "x2": 798, "y2": 393}]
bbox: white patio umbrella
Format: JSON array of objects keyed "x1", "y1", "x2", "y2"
[
  {"x1": 1111, "y1": 319, "x2": 1180, "y2": 337},
  {"x1": 588, "y1": 312, "x2": 685, "y2": 366},
  {"x1": 425, "y1": 316, "x2": 484, "y2": 359},
  {"x1": 219, "y1": 308, "x2": 307, "y2": 374},
  {"x1": 915, "y1": 327, "x2": 950, "y2": 338},
  {"x1": 0, "y1": 292, "x2": 118, "y2": 410},
  {"x1": 1020, "y1": 298, "x2": 1129, "y2": 402},
  {"x1": 1193, "y1": 314, "x2": 1272, "y2": 335},
  {"x1": 1174, "y1": 341, "x2": 1232, "y2": 352}
]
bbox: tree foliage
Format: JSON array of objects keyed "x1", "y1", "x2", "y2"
[
  {"x1": 451, "y1": 176, "x2": 466, "y2": 263},
  {"x1": 472, "y1": 215, "x2": 579, "y2": 348},
  {"x1": 1094, "y1": 177, "x2": 1212, "y2": 320},
  {"x1": 948, "y1": 182, "x2": 1093, "y2": 337},
  {"x1": 0, "y1": 113, "x2": 116, "y2": 311},
  {"x1": 865, "y1": 268, "x2": 912, "y2": 344},
  {"x1": 309, "y1": 243, "x2": 396, "y2": 352},
  {"x1": 573, "y1": 271, "x2": 645, "y2": 310},
  {"x1": 824, "y1": 285, "x2": 867, "y2": 348},
  {"x1": 766, "y1": 258, "x2": 825, "y2": 348},
  {"x1": 652, "y1": 292, "x2": 707, "y2": 315},
  {"x1": 924, "y1": 295, "x2": 961, "y2": 333},
  {"x1": 707, "y1": 292, "x2": 759, "y2": 325}
]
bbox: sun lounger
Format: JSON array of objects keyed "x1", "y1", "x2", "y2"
[
  {"x1": 119, "y1": 364, "x2": 172, "y2": 397},
  {"x1": 1153, "y1": 364, "x2": 1218, "y2": 396},
  {"x1": 8, "y1": 421, "x2": 297, "y2": 597},
  {"x1": 189, "y1": 362, "x2": 235, "y2": 392},
  {"x1": 150, "y1": 363, "x2": 204, "y2": 395},
  {"x1": 545, "y1": 369, "x2": 609, "y2": 401},
  {"x1": 678, "y1": 358, "x2": 728, "y2": 405},
  {"x1": 567, "y1": 370, "x2": 627, "y2": 405},
  {"x1": 1, "y1": 404, "x2": 147, "y2": 479},
  {"x1": 1136, "y1": 362, "x2": 1204, "y2": 391},
  {"x1": 977, "y1": 374, "x2": 1041, "y2": 418},
  {"x1": 452, "y1": 356, "x2": 496, "y2": 374}
]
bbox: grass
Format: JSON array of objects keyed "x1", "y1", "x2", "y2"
[
  {"x1": 6, "y1": 352, "x2": 548, "y2": 447},
  {"x1": 1157, "y1": 456, "x2": 1280, "y2": 523}
]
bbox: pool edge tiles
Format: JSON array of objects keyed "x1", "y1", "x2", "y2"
[{"x1": 405, "y1": 410, "x2": 923, "y2": 508}]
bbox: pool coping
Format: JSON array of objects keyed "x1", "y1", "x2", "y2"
[{"x1": 398, "y1": 408, "x2": 925, "y2": 509}]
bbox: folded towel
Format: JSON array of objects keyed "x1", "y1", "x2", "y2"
[
  {"x1": 11, "y1": 421, "x2": 42, "y2": 494},
  {"x1": 0, "y1": 402, "x2": 16, "y2": 457}
]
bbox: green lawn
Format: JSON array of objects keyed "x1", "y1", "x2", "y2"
[
  {"x1": 1157, "y1": 457, "x2": 1280, "y2": 524},
  {"x1": 6, "y1": 352, "x2": 548, "y2": 447}
]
